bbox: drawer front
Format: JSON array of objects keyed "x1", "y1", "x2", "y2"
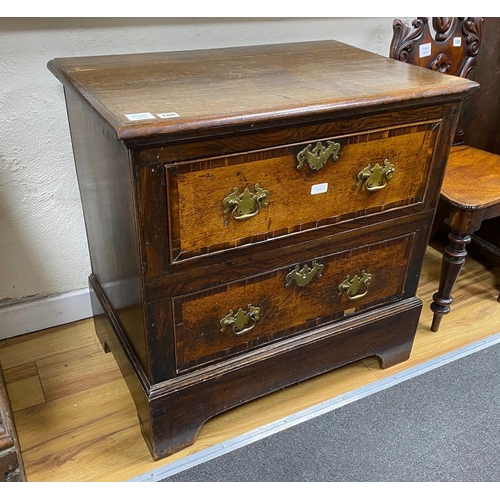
[
  {"x1": 166, "y1": 121, "x2": 438, "y2": 261},
  {"x1": 173, "y1": 233, "x2": 414, "y2": 372}
]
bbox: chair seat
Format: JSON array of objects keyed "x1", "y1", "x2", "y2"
[
  {"x1": 389, "y1": 17, "x2": 499, "y2": 333},
  {"x1": 442, "y1": 145, "x2": 500, "y2": 210}
]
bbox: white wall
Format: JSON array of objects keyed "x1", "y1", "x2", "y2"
[{"x1": 0, "y1": 17, "x2": 411, "y2": 330}]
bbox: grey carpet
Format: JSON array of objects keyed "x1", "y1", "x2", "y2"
[{"x1": 161, "y1": 340, "x2": 500, "y2": 482}]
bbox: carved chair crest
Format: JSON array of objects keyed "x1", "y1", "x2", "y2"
[
  {"x1": 390, "y1": 17, "x2": 482, "y2": 77},
  {"x1": 390, "y1": 17, "x2": 483, "y2": 143}
]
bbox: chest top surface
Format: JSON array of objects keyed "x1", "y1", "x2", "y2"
[{"x1": 48, "y1": 40, "x2": 477, "y2": 141}]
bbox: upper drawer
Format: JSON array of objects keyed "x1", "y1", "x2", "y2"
[{"x1": 166, "y1": 121, "x2": 438, "y2": 261}]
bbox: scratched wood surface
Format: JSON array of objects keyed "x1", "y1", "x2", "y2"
[
  {"x1": 47, "y1": 40, "x2": 476, "y2": 141},
  {"x1": 1, "y1": 236, "x2": 499, "y2": 482}
]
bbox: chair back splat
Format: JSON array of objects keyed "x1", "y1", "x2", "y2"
[
  {"x1": 390, "y1": 17, "x2": 483, "y2": 144},
  {"x1": 389, "y1": 17, "x2": 500, "y2": 332}
]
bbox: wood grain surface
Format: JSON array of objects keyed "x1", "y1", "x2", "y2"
[
  {"x1": 168, "y1": 123, "x2": 436, "y2": 259},
  {"x1": 442, "y1": 144, "x2": 500, "y2": 209},
  {"x1": 47, "y1": 40, "x2": 477, "y2": 141},
  {"x1": 174, "y1": 235, "x2": 412, "y2": 371}
]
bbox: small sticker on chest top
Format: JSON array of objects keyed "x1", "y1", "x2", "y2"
[
  {"x1": 124, "y1": 112, "x2": 155, "y2": 121},
  {"x1": 311, "y1": 183, "x2": 328, "y2": 195},
  {"x1": 157, "y1": 112, "x2": 180, "y2": 118}
]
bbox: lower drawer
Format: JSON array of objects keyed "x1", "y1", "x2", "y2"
[{"x1": 172, "y1": 233, "x2": 414, "y2": 372}]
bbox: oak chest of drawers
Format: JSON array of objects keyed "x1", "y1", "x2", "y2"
[{"x1": 48, "y1": 40, "x2": 477, "y2": 460}]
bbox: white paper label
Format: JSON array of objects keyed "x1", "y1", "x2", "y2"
[
  {"x1": 124, "y1": 112, "x2": 155, "y2": 121},
  {"x1": 157, "y1": 112, "x2": 180, "y2": 118},
  {"x1": 419, "y1": 43, "x2": 432, "y2": 58},
  {"x1": 453, "y1": 37, "x2": 462, "y2": 47},
  {"x1": 311, "y1": 183, "x2": 328, "y2": 195}
]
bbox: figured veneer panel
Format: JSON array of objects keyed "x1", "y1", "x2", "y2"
[
  {"x1": 173, "y1": 234, "x2": 414, "y2": 372},
  {"x1": 166, "y1": 122, "x2": 437, "y2": 260}
]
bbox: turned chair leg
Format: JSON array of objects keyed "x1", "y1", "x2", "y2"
[{"x1": 430, "y1": 230, "x2": 472, "y2": 332}]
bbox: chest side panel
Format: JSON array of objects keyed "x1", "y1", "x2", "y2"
[{"x1": 64, "y1": 88, "x2": 150, "y2": 380}]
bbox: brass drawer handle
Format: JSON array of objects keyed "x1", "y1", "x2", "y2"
[
  {"x1": 220, "y1": 305, "x2": 261, "y2": 336},
  {"x1": 297, "y1": 141, "x2": 341, "y2": 172},
  {"x1": 285, "y1": 260, "x2": 324, "y2": 288},
  {"x1": 338, "y1": 270, "x2": 372, "y2": 299},
  {"x1": 356, "y1": 159, "x2": 395, "y2": 191},
  {"x1": 222, "y1": 183, "x2": 269, "y2": 221}
]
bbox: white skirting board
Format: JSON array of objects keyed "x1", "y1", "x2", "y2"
[{"x1": 0, "y1": 288, "x2": 93, "y2": 341}]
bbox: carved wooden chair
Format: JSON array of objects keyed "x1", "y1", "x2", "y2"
[{"x1": 390, "y1": 17, "x2": 500, "y2": 332}]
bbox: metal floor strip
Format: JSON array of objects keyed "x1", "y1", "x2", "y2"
[{"x1": 129, "y1": 331, "x2": 500, "y2": 482}]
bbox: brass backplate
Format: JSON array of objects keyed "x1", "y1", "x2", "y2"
[
  {"x1": 220, "y1": 305, "x2": 261, "y2": 335},
  {"x1": 222, "y1": 183, "x2": 269, "y2": 221},
  {"x1": 357, "y1": 159, "x2": 395, "y2": 191},
  {"x1": 285, "y1": 259, "x2": 324, "y2": 288},
  {"x1": 338, "y1": 270, "x2": 372, "y2": 299},
  {"x1": 297, "y1": 141, "x2": 341, "y2": 172}
]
